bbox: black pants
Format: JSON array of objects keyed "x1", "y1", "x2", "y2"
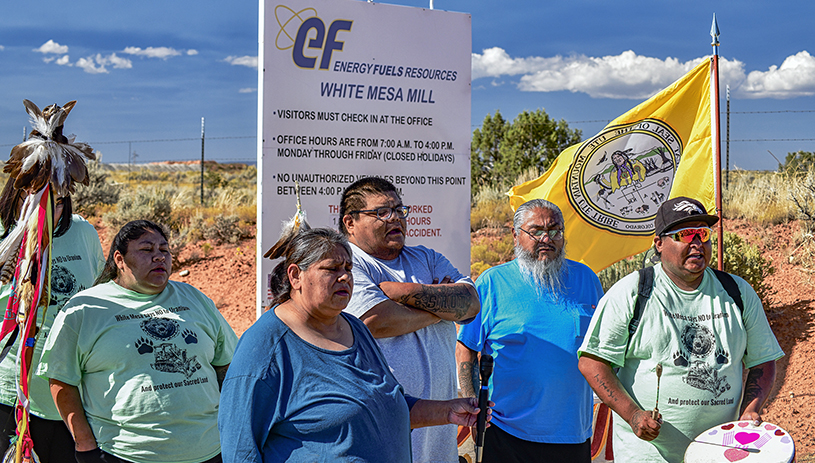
[
  {"x1": 0, "y1": 404, "x2": 221, "y2": 463},
  {"x1": 482, "y1": 423, "x2": 591, "y2": 463},
  {"x1": 75, "y1": 449, "x2": 222, "y2": 463},
  {"x1": 0, "y1": 402, "x2": 77, "y2": 463}
]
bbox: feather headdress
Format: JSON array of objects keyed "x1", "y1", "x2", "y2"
[
  {"x1": 263, "y1": 181, "x2": 311, "y2": 259},
  {"x1": 0, "y1": 99, "x2": 94, "y2": 463},
  {"x1": 5, "y1": 100, "x2": 95, "y2": 197},
  {"x1": 0, "y1": 100, "x2": 95, "y2": 284}
]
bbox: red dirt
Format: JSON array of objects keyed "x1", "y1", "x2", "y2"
[
  {"x1": 97, "y1": 220, "x2": 815, "y2": 457},
  {"x1": 171, "y1": 238, "x2": 257, "y2": 336},
  {"x1": 727, "y1": 219, "x2": 815, "y2": 457}
]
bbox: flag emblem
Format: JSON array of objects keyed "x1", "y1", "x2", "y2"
[{"x1": 566, "y1": 118, "x2": 682, "y2": 236}]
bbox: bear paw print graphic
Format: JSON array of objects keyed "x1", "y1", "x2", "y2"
[
  {"x1": 135, "y1": 337, "x2": 154, "y2": 355},
  {"x1": 183, "y1": 329, "x2": 198, "y2": 344}
]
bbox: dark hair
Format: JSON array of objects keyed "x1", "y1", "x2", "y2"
[
  {"x1": 94, "y1": 220, "x2": 169, "y2": 286},
  {"x1": 338, "y1": 177, "x2": 399, "y2": 235},
  {"x1": 269, "y1": 228, "x2": 351, "y2": 306},
  {"x1": 0, "y1": 178, "x2": 72, "y2": 239}
]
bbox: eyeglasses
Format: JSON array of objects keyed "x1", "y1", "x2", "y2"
[
  {"x1": 661, "y1": 227, "x2": 712, "y2": 244},
  {"x1": 519, "y1": 227, "x2": 564, "y2": 242},
  {"x1": 349, "y1": 205, "x2": 410, "y2": 221}
]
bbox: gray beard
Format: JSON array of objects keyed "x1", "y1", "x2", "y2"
[{"x1": 515, "y1": 243, "x2": 566, "y2": 296}]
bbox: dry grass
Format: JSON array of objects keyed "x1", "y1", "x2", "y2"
[{"x1": 723, "y1": 169, "x2": 798, "y2": 225}]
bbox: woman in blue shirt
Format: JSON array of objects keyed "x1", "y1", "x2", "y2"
[{"x1": 219, "y1": 227, "x2": 487, "y2": 462}]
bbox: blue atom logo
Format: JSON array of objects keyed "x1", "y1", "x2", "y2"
[{"x1": 275, "y1": 5, "x2": 318, "y2": 51}]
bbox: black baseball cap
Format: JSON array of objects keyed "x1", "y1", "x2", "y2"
[{"x1": 654, "y1": 196, "x2": 718, "y2": 236}]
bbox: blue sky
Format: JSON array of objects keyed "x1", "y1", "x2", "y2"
[{"x1": 1, "y1": 0, "x2": 813, "y2": 170}]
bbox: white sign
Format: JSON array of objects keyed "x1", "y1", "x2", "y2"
[{"x1": 258, "y1": 0, "x2": 472, "y2": 311}]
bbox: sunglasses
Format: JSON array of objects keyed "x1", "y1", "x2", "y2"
[{"x1": 661, "y1": 227, "x2": 712, "y2": 244}]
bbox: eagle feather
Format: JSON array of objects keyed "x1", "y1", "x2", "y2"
[{"x1": 263, "y1": 182, "x2": 311, "y2": 260}]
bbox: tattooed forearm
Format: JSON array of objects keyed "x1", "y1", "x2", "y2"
[
  {"x1": 739, "y1": 363, "x2": 775, "y2": 418},
  {"x1": 743, "y1": 367, "x2": 764, "y2": 405},
  {"x1": 458, "y1": 360, "x2": 479, "y2": 398},
  {"x1": 593, "y1": 373, "x2": 618, "y2": 402},
  {"x1": 399, "y1": 285, "x2": 473, "y2": 319},
  {"x1": 399, "y1": 285, "x2": 471, "y2": 317}
]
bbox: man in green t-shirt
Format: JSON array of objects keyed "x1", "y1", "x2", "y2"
[{"x1": 578, "y1": 196, "x2": 784, "y2": 463}]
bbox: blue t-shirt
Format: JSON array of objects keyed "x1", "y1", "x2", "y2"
[
  {"x1": 458, "y1": 259, "x2": 602, "y2": 443},
  {"x1": 219, "y1": 308, "x2": 412, "y2": 462}
]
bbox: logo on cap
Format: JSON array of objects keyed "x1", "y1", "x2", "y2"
[{"x1": 672, "y1": 200, "x2": 704, "y2": 215}]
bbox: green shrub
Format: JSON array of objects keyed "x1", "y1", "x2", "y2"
[
  {"x1": 103, "y1": 187, "x2": 173, "y2": 233},
  {"x1": 470, "y1": 185, "x2": 513, "y2": 231},
  {"x1": 471, "y1": 233, "x2": 514, "y2": 279},
  {"x1": 471, "y1": 261, "x2": 492, "y2": 279},
  {"x1": 183, "y1": 211, "x2": 252, "y2": 246},
  {"x1": 201, "y1": 242, "x2": 213, "y2": 257},
  {"x1": 203, "y1": 215, "x2": 249, "y2": 245},
  {"x1": 471, "y1": 234, "x2": 514, "y2": 264},
  {"x1": 471, "y1": 244, "x2": 500, "y2": 265},
  {"x1": 597, "y1": 250, "x2": 650, "y2": 292},
  {"x1": 788, "y1": 170, "x2": 815, "y2": 233},
  {"x1": 710, "y1": 231, "x2": 775, "y2": 306},
  {"x1": 471, "y1": 199, "x2": 513, "y2": 231},
  {"x1": 73, "y1": 160, "x2": 121, "y2": 216}
]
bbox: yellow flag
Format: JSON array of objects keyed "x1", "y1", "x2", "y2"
[{"x1": 509, "y1": 59, "x2": 714, "y2": 273}]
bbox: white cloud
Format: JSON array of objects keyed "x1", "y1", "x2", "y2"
[
  {"x1": 187, "y1": 49, "x2": 198, "y2": 56},
  {"x1": 239, "y1": 88, "x2": 257, "y2": 93},
  {"x1": 75, "y1": 53, "x2": 132, "y2": 74},
  {"x1": 473, "y1": 47, "x2": 814, "y2": 100},
  {"x1": 0, "y1": 45, "x2": 5, "y2": 51},
  {"x1": 55, "y1": 55, "x2": 71, "y2": 66},
  {"x1": 472, "y1": 47, "x2": 564, "y2": 80},
  {"x1": 75, "y1": 56, "x2": 107, "y2": 74},
  {"x1": 521, "y1": 51, "x2": 710, "y2": 99},
  {"x1": 106, "y1": 53, "x2": 132, "y2": 69},
  {"x1": 123, "y1": 46, "x2": 182, "y2": 59},
  {"x1": 34, "y1": 40, "x2": 68, "y2": 54},
  {"x1": 224, "y1": 55, "x2": 258, "y2": 69},
  {"x1": 738, "y1": 51, "x2": 815, "y2": 99}
]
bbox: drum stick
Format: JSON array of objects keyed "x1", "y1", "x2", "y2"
[{"x1": 652, "y1": 363, "x2": 662, "y2": 420}]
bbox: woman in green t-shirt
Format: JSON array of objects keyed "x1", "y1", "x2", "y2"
[{"x1": 39, "y1": 220, "x2": 237, "y2": 463}]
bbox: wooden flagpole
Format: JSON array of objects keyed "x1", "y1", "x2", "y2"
[{"x1": 711, "y1": 14, "x2": 724, "y2": 270}]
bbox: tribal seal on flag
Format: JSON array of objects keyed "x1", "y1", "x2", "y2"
[{"x1": 566, "y1": 118, "x2": 682, "y2": 236}]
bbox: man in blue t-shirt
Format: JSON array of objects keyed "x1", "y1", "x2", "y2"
[{"x1": 457, "y1": 199, "x2": 603, "y2": 463}]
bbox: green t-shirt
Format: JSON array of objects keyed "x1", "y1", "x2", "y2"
[
  {"x1": 38, "y1": 280, "x2": 238, "y2": 463},
  {"x1": 0, "y1": 215, "x2": 105, "y2": 420},
  {"x1": 578, "y1": 264, "x2": 784, "y2": 463}
]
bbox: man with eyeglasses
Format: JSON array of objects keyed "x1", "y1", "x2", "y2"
[
  {"x1": 578, "y1": 196, "x2": 783, "y2": 463},
  {"x1": 456, "y1": 199, "x2": 603, "y2": 463},
  {"x1": 340, "y1": 177, "x2": 480, "y2": 463}
]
